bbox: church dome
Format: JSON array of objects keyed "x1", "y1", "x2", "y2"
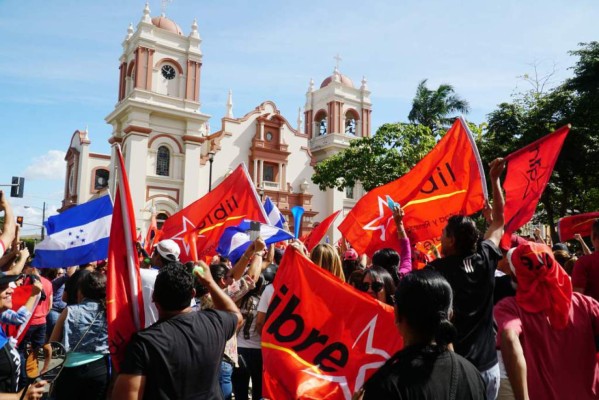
[
  {"x1": 320, "y1": 73, "x2": 354, "y2": 89},
  {"x1": 151, "y1": 16, "x2": 183, "y2": 35}
]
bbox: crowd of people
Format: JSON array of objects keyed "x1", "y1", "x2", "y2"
[{"x1": 0, "y1": 154, "x2": 597, "y2": 399}]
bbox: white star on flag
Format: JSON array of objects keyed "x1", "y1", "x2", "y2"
[
  {"x1": 169, "y1": 216, "x2": 197, "y2": 256},
  {"x1": 362, "y1": 197, "x2": 394, "y2": 241},
  {"x1": 303, "y1": 315, "x2": 391, "y2": 400}
]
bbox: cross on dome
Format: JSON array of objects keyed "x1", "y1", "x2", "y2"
[
  {"x1": 334, "y1": 53, "x2": 342, "y2": 71},
  {"x1": 161, "y1": 0, "x2": 173, "y2": 17}
]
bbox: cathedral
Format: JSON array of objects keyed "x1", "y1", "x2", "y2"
[{"x1": 59, "y1": 4, "x2": 372, "y2": 241}]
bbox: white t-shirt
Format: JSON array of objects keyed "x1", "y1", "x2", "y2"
[
  {"x1": 140, "y1": 268, "x2": 159, "y2": 328},
  {"x1": 140, "y1": 268, "x2": 197, "y2": 328},
  {"x1": 236, "y1": 284, "x2": 275, "y2": 350},
  {"x1": 257, "y1": 284, "x2": 274, "y2": 314}
]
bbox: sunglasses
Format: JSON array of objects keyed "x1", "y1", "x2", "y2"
[{"x1": 358, "y1": 281, "x2": 384, "y2": 293}]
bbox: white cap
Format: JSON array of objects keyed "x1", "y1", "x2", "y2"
[{"x1": 155, "y1": 239, "x2": 180, "y2": 262}]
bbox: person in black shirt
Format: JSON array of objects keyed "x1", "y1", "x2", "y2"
[
  {"x1": 427, "y1": 158, "x2": 505, "y2": 400},
  {"x1": 363, "y1": 269, "x2": 485, "y2": 399},
  {"x1": 113, "y1": 262, "x2": 242, "y2": 400}
]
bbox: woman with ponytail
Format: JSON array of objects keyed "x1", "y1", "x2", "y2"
[
  {"x1": 362, "y1": 270, "x2": 486, "y2": 399},
  {"x1": 50, "y1": 271, "x2": 110, "y2": 399}
]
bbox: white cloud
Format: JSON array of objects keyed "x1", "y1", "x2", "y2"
[{"x1": 23, "y1": 150, "x2": 66, "y2": 181}]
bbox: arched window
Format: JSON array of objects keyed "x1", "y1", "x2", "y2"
[
  {"x1": 319, "y1": 119, "x2": 327, "y2": 136},
  {"x1": 156, "y1": 212, "x2": 169, "y2": 230},
  {"x1": 156, "y1": 213, "x2": 168, "y2": 229},
  {"x1": 94, "y1": 169, "x2": 110, "y2": 190},
  {"x1": 314, "y1": 110, "x2": 328, "y2": 136},
  {"x1": 345, "y1": 111, "x2": 357, "y2": 136},
  {"x1": 156, "y1": 146, "x2": 170, "y2": 176}
]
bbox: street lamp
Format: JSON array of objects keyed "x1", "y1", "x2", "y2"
[
  {"x1": 24, "y1": 202, "x2": 46, "y2": 240},
  {"x1": 258, "y1": 182, "x2": 265, "y2": 201},
  {"x1": 208, "y1": 151, "x2": 216, "y2": 191}
]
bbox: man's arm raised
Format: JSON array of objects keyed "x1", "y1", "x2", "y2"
[
  {"x1": 194, "y1": 261, "x2": 243, "y2": 330},
  {"x1": 484, "y1": 158, "x2": 506, "y2": 247},
  {"x1": 0, "y1": 192, "x2": 15, "y2": 254}
]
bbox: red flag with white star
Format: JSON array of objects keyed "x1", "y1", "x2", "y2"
[
  {"x1": 160, "y1": 164, "x2": 268, "y2": 262},
  {"x1": 262, "y1": 247, "x2": 403, "y2": 400},
  {"x1": 339, "y1": 118, "x2": 487, "y2": 257},
  {"x1": 501, "y1": 125, "x2": 570, "y2": 248}
]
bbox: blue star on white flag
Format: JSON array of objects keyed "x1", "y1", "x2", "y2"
[{"x1": 32, "y1": 195, "x2": 113, "y2": 268}]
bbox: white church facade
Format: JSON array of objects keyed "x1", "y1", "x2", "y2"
[{"x1": 59, "y1": 4, "x2": 372, "y2": 241}]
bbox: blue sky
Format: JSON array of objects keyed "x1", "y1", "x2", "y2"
[{"x1": 0, "y1": 0, "x2": 596, "y2": 235}]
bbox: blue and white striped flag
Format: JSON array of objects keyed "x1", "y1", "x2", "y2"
[
  {"x1": 263, "y1": 197, "x2": 286, "y2": 229},
  {"x1": 264, "y1": 196, "x2": 285, "y2": 228},
  {"x1": 32, "y1": 195, "x2": 113, "y2": 268},
  {"x1": 216, "y1": 220, "x2": 294, "y2": 263}
]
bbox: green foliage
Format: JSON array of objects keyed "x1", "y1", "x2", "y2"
[
  {"x1": 311, "y1": 123, "x2": 437, "y2": 191},
  {"x1": 408, "y1": 79, "x2": 470, "y2": 132},
  {"x1": 481, "y1": 42, "x2": 599, "y2": 241}
]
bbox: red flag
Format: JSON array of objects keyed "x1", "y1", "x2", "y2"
[
  {"x1": 6, "y1": 285, "x2": 38, "y2": 345},
  {"x1": 339, "y1": 118, "x2": 486, "y2": 257},
  {"x1": 160, "y1": 164, "x2": 268, "y2": 262},
  {"x1": 558, "y1": 212, "x2": 599, "y2": 242},
  {"x1": 107, "y1": 145, "x2": 145, "y2": 372},
  {"x1": 303, "y1": 210, "x2": 341, "y2": 252},
  {"x1": 143, "y1": 209, "x2": 160, "y2": 254},
  {"x1": 501, "y1": 125, "x2": 570, "y2": 247},
  {"x1": 262, "y1": 247, "x2": 403, "y2": 400}
]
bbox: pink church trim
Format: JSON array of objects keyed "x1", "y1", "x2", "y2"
[
  {"x1": 155, "y1": 57, "x2": 184, "y2": 74},
  {"x1": 148, "y1": 134, "x2": 183, "y2": 153}
]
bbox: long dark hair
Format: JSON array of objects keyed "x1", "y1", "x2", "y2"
[
  {"x1": 79, "y1": 272, "x2": 107, "y2": 309},
  {"x1": 372, "y1": 248, "x2": 401, "y2": 286},
  {"x1": 444, "y1": 215, "x2": 479, "y2": 256},
  {"x1": 362, "y1": 267, "x2": 396, "y2": 305},
  {"x1": 394, "y1": 269, "x2": 456, "y2": 348}
]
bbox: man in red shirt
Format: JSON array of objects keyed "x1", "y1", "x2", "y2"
[
  {"x1": 572, "y1": 219, "x2": 599, "y2": 301},
  {"x1": 19, "y1": 266, "x2": 53, "y2": 349},
  {"x1": 495, "y1": 242, "x2": 599, "y2": 400}
]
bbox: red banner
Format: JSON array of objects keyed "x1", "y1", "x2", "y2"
[
  {"x1": 107, "y1": 146, "x2": 145, "y2": 372},
  {"x1": 6, "y1": 285, "x2": 38, "y2": 345},
  {"x1": 160, "y1": 164, "x2": 268, "y2": 262},
  {"x1": 303, "y1": 210, "x2": 341, "y2": 252},
  {"x1": 262, "y1": 247, "x2": 403, "y2": 400},
  {"x1": 339, "y1": 118, "x2": 486, "y2": 257},
  {"x1": 501, "y1": 126, "x2": 570, "y2": 247},
  {"x1": 143, "y1": 210, "x2": 160, "y2": 255},
  {"x1": 558, "y1": 211, "x2": 599, "y2": 242}
]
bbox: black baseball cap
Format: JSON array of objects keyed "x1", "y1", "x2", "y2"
[{"x1": 0, "y1": 273, "x2": 23, "y2": 286}]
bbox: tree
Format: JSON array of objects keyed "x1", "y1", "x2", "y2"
[
  {"x1": 481, "y1": 42, "x2": 599, "y2": 241},
  {"x1": 311, "y1": 123, "x2": 437, "y2": 192},
  {"x1": 408, "y1": 79, "x2": 470, "y2": 132}
]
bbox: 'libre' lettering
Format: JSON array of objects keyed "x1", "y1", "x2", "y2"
[
  {"x1": 420, "y1": 162, "x2": 457, "y2": 194},
  {"x1": 265, "y1": 284, "x2": 349, "y2": 372},
  {"x1": 196, "y1": 196, "x2": 240, "y2": 230}
]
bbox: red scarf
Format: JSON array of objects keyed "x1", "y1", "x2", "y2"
[{"x1": 507, "y1": 242, "x2": 572, "y2": 329}]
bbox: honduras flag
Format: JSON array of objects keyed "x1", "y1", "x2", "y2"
[
  {"x1": 32, "y1": 195, "x2": 113, "y2": 268},
  {"x1": 263, "y1": 197, "x2": 286, "y2": 229},
  {"x1": 217, "y1": 220, "x2": 294, "y2": 263}
]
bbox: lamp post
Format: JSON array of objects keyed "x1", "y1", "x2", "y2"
[
  {"x1": 258, "y1": 182, "x2": 265, "y2": 201},
  {"x1": 208, "y1": 151, "x2": 215, "y2": 191},
  {"x1": 24, "y1": 201, "x2": 46, "y2": 239}
]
